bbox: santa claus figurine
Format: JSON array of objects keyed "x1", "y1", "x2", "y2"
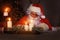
[{"x1": 15, "y1": 4, "x2": 52, "y2": 31}]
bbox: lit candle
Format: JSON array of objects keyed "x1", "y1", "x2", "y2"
[
  {"x1": 29, "y1": 20, "x2": 34, "y2": 31},
  {"x1": 3, "y1": 12, "x2": 8, "y2": 16},
  {"x1": 24, "y1": 22, "x2": 28, "y2": 31},
  {"x1": 3, "y1": 7, "x2": 10, "y2": 16},
  {"x1": 7, "y1": 17, "x2": 12, "y2": 28}
]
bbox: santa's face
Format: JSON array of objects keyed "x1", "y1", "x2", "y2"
[{"x1": 30, "y1": 11, "x2": 39, "y2": 18}]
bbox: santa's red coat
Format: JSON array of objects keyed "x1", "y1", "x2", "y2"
[{"x1": 15, "y1": 16, "x2": 52, "y2": 30}]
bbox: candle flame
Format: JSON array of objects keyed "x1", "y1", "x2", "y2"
[
  {"x1": 5, "y1": 8, "x2": 8, "y2": 12},
  {"x1": 7, "y1": 17, "x2": 11, "y2": 21},
  {"x1": 4, "y1": 7, "x2": 11, "y2": 12}
]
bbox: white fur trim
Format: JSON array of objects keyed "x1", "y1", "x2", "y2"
[
  {"x1": 52, "y1": 27, "x2": 57, "y2": 31},
  {"x1": 27, "y1": 4, "x2": 41, "y2": 16},
  {"x1": 41, "y1": 15, "x2": 46, "y2": 19},
  {"x1": 39, "y1": 23, "x2": 49, "y2": 31}
]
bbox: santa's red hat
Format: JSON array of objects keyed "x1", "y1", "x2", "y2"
[{"x1": 27, "y1": 4, "x2": 46, "y2": 19}]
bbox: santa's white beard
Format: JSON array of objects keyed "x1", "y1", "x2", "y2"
[
  {"x1": 28, "y1": 15, "x2": 40, "y2": 27},
  {"x1": 28, "y1": 15, "x2": 49, "y2": 31}
]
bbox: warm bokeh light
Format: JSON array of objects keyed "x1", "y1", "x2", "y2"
[
  {"x1": 7, "y1": 17, "x2": 11, "y2": 21},
  {"x1": 4, "y1": 7, "x2": 11, "y2": 12},
  {"x1": 1, "y1": 4, "x2": 12, "y2": 13},
  {"x1": 6, "y1": 17, "x2": 12, "y2": 21}
]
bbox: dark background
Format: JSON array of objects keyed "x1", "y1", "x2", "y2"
[{"x1": 0, "y1": 0, "x2": 60, "y2": 26}]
